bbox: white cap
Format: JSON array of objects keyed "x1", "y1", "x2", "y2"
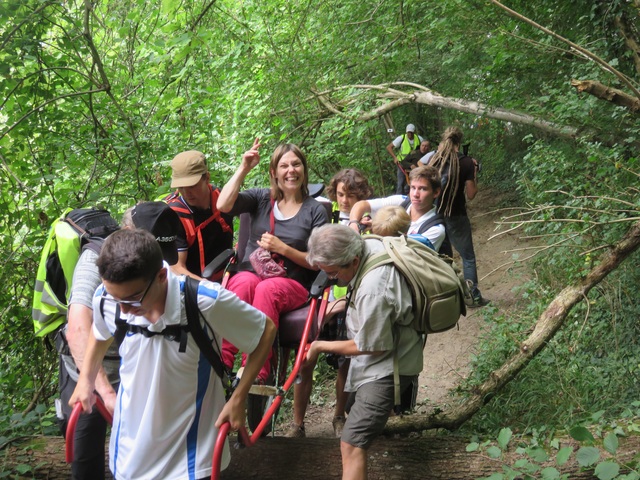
[{"x1": 406, "y1": 124, "x2": 416, "y2": 133}]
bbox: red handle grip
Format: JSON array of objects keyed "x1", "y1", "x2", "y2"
[{"x1": 65, "y1": 397, "x2": 112, "y2": 464}]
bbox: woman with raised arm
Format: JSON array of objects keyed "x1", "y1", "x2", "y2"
[{"x1": 217, "y1": 139, "x2": 329, "y2": 390}]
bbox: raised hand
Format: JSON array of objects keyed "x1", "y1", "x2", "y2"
[{"x1": 241, "y1": 137, "x2": 261, "y2": 171}]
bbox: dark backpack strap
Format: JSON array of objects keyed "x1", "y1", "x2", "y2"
[
  {"x1": 108, "y1": 299, "x2": 126, "y2": 346},
  {"x1": 417, "y1": 213, "x2": 444, "y2": 234},
  {"x1": 401, "y1": 198, "x2": 410, "y2": 210},
  {"x1": 184, "y1": 276, "x2": 225, "y2": 380},
  {"x1": 82, "y1": 237, "x2": 105, "y2": 255},
  {"x1": 113, "y1": 316, "x2": 188, "y2": 348},
  {"x1": 415, "y1": 213, "x2": 453, "y2": 256}
]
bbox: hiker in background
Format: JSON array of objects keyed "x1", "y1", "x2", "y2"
[
  {"x1": 386, "y1": 124, "x2": 423, "y2": 194},
  {"x1": 165, "y1": 150, "x2": 234, "y2": 281},
  {"x1": 371, "y1": 205, "x2": 411, "y2": 237},
  {"x1": 304, "y1": 224, "x2": 422, "y2": 480},
  {"x1": 216, "y1": 139, "x2": 329, "y2": 413},
  {"x1": 69, "y1": 229, "x2": 276, "y2": 480},
  {"x1": 349, "y1": 166, "x2": 446, "y2": 252},
  {"x1": 399, "y1": 139, "x2": 432, "y2": 172},
  {"x1": 293, "y1": 167, "x2": 373, "y2": 438},
  {"x1": 428, "y1": 126, "x2": 489, "y2": 307},
  {"x1": 59, "y1": 202, "x2": 181, "y2": 480}
]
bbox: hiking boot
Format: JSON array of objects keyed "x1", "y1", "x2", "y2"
[
  {"x1": 467, "y1": 293, "x2": 490, "y2": 308},
  {"x1": 465, "y1": 283, "x2": 490, "y2": 308},
  {"x1": 332, "y1": 416, "x2": 346, "y2": 438},
  {"x1": 285, "y1": 423, "x2": 305, "y2": 438}
]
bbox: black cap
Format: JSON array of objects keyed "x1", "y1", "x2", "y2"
[{"x1": 131, "y1": 202, "x2": 180, "y2": 266}]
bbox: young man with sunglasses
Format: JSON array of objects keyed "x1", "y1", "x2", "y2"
[{"x1": 69, "y1": 229, "x2": 276, "y2": 480}]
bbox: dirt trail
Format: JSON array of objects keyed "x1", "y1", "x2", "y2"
[
  {"x1": 299, "y1": 188, "x2": 531, "y2": 437},
  {"x1": 2, "y1": 188, "x2": 532, "y2": 478}
]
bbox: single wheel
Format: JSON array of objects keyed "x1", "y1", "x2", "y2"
[
  {"x1": 246, "y1": 391, "x2": 275, "y2": 436},
  {"x1": 246, "y1": 344, "x2": 281, "y2": 436}
]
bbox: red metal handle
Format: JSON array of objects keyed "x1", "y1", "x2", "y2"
[
  {"x1": 210, "y1": 422, "x2": 230, "y2": 480},
  {"x1": 209, "y1": 286, "x2": 330, "y2": 477},
  {"x1": 210, "y1": 423, "x2": 251, "y2": 480},
  {"x1": 65, "y1": 403, "x2": 82, "y2": 464},
  {"x1": 65, "y1": 397, "x2": 112, "y2": 464}
]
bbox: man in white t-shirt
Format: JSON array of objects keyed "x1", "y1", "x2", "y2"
[
  {"x1": 69, "y1": 229, "x2": 276, "y2": 480},
  {"x1": 386, "y1": 124, "x2": 424, "y2": 194},
  {"x1": 348, "y1": 165, "x2": 446, "y2": 252}
]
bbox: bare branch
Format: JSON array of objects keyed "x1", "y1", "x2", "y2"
[
  {"x1": 487, "y1": 0, "x2": 640, "y2": 100},
  {"x1": 192, "y1": 0, "x2": 218, "y2": 31},
  {"x1": 83, "y1": 0, "x2": 144, "y2": 190},
  {"x1": 346, "y1": 1, "x2": 385, "y2": 26},
  {"x1": 572, "y1": 79, "x2": 640, "y2": 112}
]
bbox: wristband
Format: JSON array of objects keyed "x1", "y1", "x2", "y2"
[{"x1": 348, "y1": 220, "x2": 361, "y2": 227}]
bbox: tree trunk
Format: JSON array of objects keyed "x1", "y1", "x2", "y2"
[
  {"x1": 219, "y1": 434, "x2": 640, "y2": 479},
  {"x1": 385, "y1": 220, "x2": 640, "y2": 434}
]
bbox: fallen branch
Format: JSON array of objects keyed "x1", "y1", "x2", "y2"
[
  {"x1": 385, "y1": 219, "x2": 640, "y2": 433},
  {"x1": 310, "y1": 83, "x2": 579, "y2": 138},
  {"x1": 572, "y1": 79, "x2": 640, "y2": 112}
]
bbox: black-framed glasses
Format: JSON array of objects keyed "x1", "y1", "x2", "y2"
[{"x1": 103, "y1": 272, "x2": 157, "y2": 307}]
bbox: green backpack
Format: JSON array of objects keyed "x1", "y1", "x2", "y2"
[
  {"x1": 354, "y1": 235, "x2": 469, "y2": 334},
  {"x1": 32, "y1": 208, "x2": 119, "y2": 337}
]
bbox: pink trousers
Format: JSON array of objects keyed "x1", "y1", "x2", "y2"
[{"x1": 222, "y1": 271, "x2": 309, "y2": 381}]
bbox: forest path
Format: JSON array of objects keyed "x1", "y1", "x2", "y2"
[
  {"x1": 300, "y1": 187, "x2": 532, "y2": 438},
  {"x1": 2, "y1": 188, "x2": 534, "y2": 479}
]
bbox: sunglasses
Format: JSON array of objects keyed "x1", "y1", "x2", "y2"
[{"x1": 102, "y1": 272, "x2": 158, "y2": 307}]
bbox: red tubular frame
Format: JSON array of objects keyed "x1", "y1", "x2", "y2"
[
  {"x1": 65, "y1": 396, "x2": 113, "y2": 464},
  {"x1": 210, "y1": 286, "x2": 330, "y2": 480}
]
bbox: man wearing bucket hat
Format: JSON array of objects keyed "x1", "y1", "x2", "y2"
[
  {"x1": 165, "y1": 151, "x2": 234, "y2": 281},
  {"x1": 60, "y1": 201, "x2": 181, "y2": 480},
  {"x1": 386, "y1": 124, "x2": 424, "y2": 195}
]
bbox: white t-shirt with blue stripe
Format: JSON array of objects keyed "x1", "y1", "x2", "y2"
[{"x1": 93, "y1": 265, "x2": 266, "y2": 480}]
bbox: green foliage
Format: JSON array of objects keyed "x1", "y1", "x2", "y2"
[
  {"x1": 458, "y1": 105, "x2": 639, "y2": 432},
  {"x1": 472, "y1": 406, "x2": 640, "y2": 480},
  {"x1": 462, "y1": 261, "x2": 640, "y2": 433},
  {"x1": 1, "y1": 0, "x2": 639, "y2": 455}
]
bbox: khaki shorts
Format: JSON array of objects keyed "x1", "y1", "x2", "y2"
[{"x1": 342, "y1": 375, "x2": 415, "y2": 449}]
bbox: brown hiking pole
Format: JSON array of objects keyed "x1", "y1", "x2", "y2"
[{"x1": 397, "y1": 161, "x2": 410, "y2": 187}]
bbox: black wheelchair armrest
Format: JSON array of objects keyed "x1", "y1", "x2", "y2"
[
  {"x1": 309, "y1": 270, "x2": 335, "y2": 298},
  {"x1": 202, "y1": 248, "x2": 236, "y2": 279}
]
